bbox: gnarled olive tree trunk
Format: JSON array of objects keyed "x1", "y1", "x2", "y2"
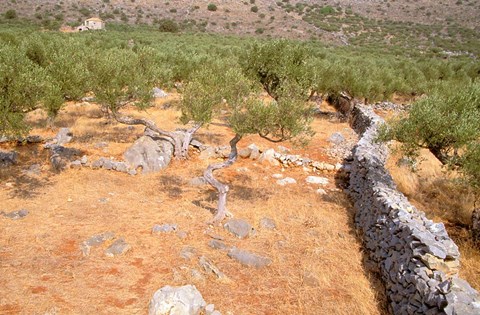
[
  {"x1": 203, "y1": 133, "x2": 242, "y2": 224},
  {"x1": 112, "y1": 111, "x2": 199, "y2": 160}
]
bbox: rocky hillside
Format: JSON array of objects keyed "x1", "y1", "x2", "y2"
[{"x1": 2, "y1": 0, "x2": 480, "y2": 52}]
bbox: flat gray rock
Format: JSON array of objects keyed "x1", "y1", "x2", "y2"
[
  {"x1": 227, "y1": 248, "x2": 272, "y2": 268},
  {"x1": 152, "y1": 224, "x2": 178, "y2": 234},
  {"x1": 148, "y1": 285, "x2": 206, "y2": 315},
  {"x1": 152, "y1": 87, "x2": 168, "y2": 98},
  {"x1": 259, "y1": 217, "x2": 276, "y2": 230},
  {"x1": 124, "y1": 136, "x2": 173, "y2": 174},
  {"x1": 104, "y1": 238, "x2": 130, "y2": 257},
  {"x1": 189, "y1": 177, "x2": 207, "y2": 186},
  {"x1": 224, "y1": 219, "x2": 254, "y2": 239},
  {"x1": 2, "y1": 209, "x2": 29, "y2": 220},
  {"x1": 0, "y1": 150, "x2": 18, "y2": 167},
  {"x1": 208, "y1": 240, "x2": 229, "y2": 251},
  {"x1": 55, "y1": 128, "x2": 73, "y2": 146},
  {"x1": 306, "y1": 176, "x2": 329, "y2": 185},
  {"x1": 328, "y1": 132, "x2": 345, "y2": 144},
  {"x1": 276, "y1": 177, "x2": 296, "y2": 186},
  {"x1": 81, "y1": 231, "x2": 115, "y2": 256}
]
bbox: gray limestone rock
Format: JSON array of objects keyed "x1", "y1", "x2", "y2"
[
  {"x1": 1, "y1": 209, "x2": 29, "y2": 220},
  {"x1": 259, "y1": 217, "x2": 276, "y2": 230},
  {"x1": 55, "y1": 128, "x2": 73, "y2": 146},
  {"x1": 208, "y1": 240, "x2": 229, "y2": 251},
  {"x1": 124, "y1": 136, "x2": 173, "y2": 174},
  {"x1": 328, "y1": 132, "x2": 345, "y2": 144},
  {"x1": 152, "y1": 224, "x2": 178, "y2": 234},
  {"x1": 305, "y1": 176, "x2": 329, "y2": 185},
  {"x1": 238, "y1": 147, "x2": 252, "y2": 158},
  {"x1": 104, "y1": 238, "x2": 130, "y2": 257},
  {"x1": 198, "y1": 256, "x2": 228, "y2": 280},
  {"x1": 0, "y1": 150, "x2": 18, "y2": 167},
  {"x1": 153, "y1": 87, "x2": 168, "y2": 98},
  {"x1": 148, "y1": 285, "x2": 207, "y2": 315},
  {"x1": 227, "y1": 248, "x2": 272, "y2": 268},
  {"x1": 81, "y1": 231, "x2": 115, "y2": 256},
  {"x1": 248, "y1": 144, "x2": 260, "y2": 160},
  {"x1": 180, "y1": 246, "x2": 197, "y2": 260},
  {"x1": 189, "y1": 177, "x2": 207, "y2": 186},
  {"x1": 276, "y1": 177, "x2": 296, "y2": 186},
  {"x1": 224, "y1": 219, "x2": 254, "y2": 239}
]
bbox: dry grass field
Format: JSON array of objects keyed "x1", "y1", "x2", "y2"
[{"x1": 0, "y1": 97, "x2": 386, "y2": 314}]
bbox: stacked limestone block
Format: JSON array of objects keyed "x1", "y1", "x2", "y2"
[{"x1": 349, "y1": 104, "x2": 480, "y2": 315}]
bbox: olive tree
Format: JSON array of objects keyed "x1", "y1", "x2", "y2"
[
  {"x1": 380, "y1": 82, "x2": 480, "y2": 165},
  {"x1": 0, "y1": 45, "x2": 48, "y2": 136},
  {"x1": 240, "y1": 40, "x2": 315, "y2": 101},
  {"x1": 182, "y1": 63, "x2": 314, "y2": 223}
]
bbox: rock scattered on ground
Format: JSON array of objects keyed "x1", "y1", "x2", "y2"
[
  {"x1": 124, "y1": 135, "x2": 173, "y2": 174},
  {"x1": 152, "y1": 223, "x2": 178, "y2": 234},
  {"x1": 303, "y1": 271, "x2": 320, "y2": 287},
  {"x1": 198, "y1": 256, "x2": 228, "y2": 280},
  {"x1": 81, "y1": 231, "x2": 115, "y2": 256},
  {"x1": 271, "y1": 173, "x2": 283, "y2": 179},
  {"x1": 180, "y1": 246, "x2": 197, "y2": 260},
  {"x1": 316, "y1": 188, "x2": 327, "y2": 195},
  {"x1": 259, "y1": 217, "x2": 276, "y2": 230},
  {"x1": 306, "y1": 176, "x2": 329, "y2": 185},
  {"x1": 148, "y1": 285, "x2": 207, "y2": 315},
  {"x1": 258, "y1": 148, "x2": 280, "y2": 166},
  {"x1": 54, "y1": 128, "x2": 73, "y2": 146},
  {"x1": 208, "y1": 240, "x2": 229, "y2": 251},
  {"x1": 276, "y1": 177, "x2": 297, "y2": 186},
  {"x1": 224, "y1": 219, "x2": 255, "y2": 239},
  {"x1": 104, "y1": 238, "x2": 130, "y2": 257},
  {"x1": 328, "y1": 132, "x2": 345, "y2": 145},
  {"x1": 248, "y1": 143, "x2": 260, "y2": 160},
  {"x1": 189, "y1": 177, "x2": 207, "y2": 186},
  {"x1": 227, "y1": 248, "x2": 272, "y2": 268},
  {"x1": 0, "y1": 150, "x2": 18, "y2": 167},
  {"x1": 1, "y1": 209, "x2": 29, "y2": 220},
  {"x1": 152, "y1": 87, "x2": 168, "y2": 98}
]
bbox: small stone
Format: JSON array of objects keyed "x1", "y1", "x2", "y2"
[
  {"x1": 271, "y1": 173, "x2": 283, "y2": 179},
  {"x1": 152, "y1": 224, "x2": 178, "y2": 234},
  {"x1": 227, "y1": 248, "x2": 272, "y2": 268},
  {"x1": 248, "y1": 144, "x2": 260, "y2": 160},
  {"x1": 55, "y1": 128, "x2": 73, "y2": 146},
  {"x1": 67, "y1": 198, "x2": 73, "y2": 202},
  {"x1": 176, "y1": 231, "x2": 188, "y2": 239},
  {"x1": 199, "y1": 147, "x2": 217, "y2": 160},
  {"x1": 328, "y1": 132, "x2": 345, "y2": 144},
  {"x1": 81, "y1": 231, "x2": 115, "y2": 256},
  {"x1": 105, "y1": 238, "x2": 130, "y2": 257},
  {"x1": 259, "y1": 218, "x2": 276, "y2": 230},
  {"x1": 316, "y1": 188, "x2": 327, "y2": 195},
  {"x1": 98, "y1": 197, "x2": 109, "y2": 203},
  {"x1": 276, "y1": 177, "x2": 296, "y2": 186},
  {"x1": 2, "y1": 209, "x2": 29, "y2": 220},
  {"x1": 198, "y1": 256, "x2": 228, "y2": 280},
  {"x1": 303, "y1": 271, "x2": 320, "y2": 287},
  {"x1": 205, "y1": 304, "x2": 215, "y2": 314},
  {"x1": 224, "y1": 219, "x2": 254, "y2": 239},
  {"x1": 238, "y1": 148, "x2": 251, "y2": 158},
  {"x1": 189, "y1": 177, "x2": 207, "y2": 186},
  {"x1": 152, "y1": 87, "x2": 168, "y2": 98},
  {"x1": 258, "y1": 149, "x2": 280, "y2": 166},
  {"x1": 305, "y1": 176, "x2": 329, "y2": 185},
  {"x1": 70, "y1": 160, "x2": 82, "y2": 169},
  {"x1": 208, "y1": 240, "x2": 229, "y2": 251},
  {"x1": 180, "y1": 246, "x2": 197, "y2": 260},
  {"x1": 148, "y1": 285, "x2": 206, "y2": 315},
  {"x1": 80, "y1": 155, "x2": 88, "y2": 164}
]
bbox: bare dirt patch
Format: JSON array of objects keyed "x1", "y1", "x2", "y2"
[{"x1": 1, "y1": 100, "x2": 386, "y2": 314}]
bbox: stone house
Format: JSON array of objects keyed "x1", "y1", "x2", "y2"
[{"x1": 76, "y1": 17, "x2": 105, "y2": 31}]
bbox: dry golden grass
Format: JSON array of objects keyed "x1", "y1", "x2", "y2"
[
  {"x1": 0, "y1": 99, "x2": 386, "y2": 314},
  {"x1": 387, "y1": 144, "x2": 480, "y2": 291}
]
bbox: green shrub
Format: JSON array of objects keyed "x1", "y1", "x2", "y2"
[
  {"x1": 207, "y1": 3, "x2": 217, "y2": 11},
  {"x1": 4, "y1": 9, "x2": 17, "y2": 19},
  {"x1": 158, "y1": 18, "x2": 179, "y2": 32}
]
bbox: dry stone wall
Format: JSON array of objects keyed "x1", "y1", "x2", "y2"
[{"x1": 348, "y1": 104, "x2": 480, "y2": 315}]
